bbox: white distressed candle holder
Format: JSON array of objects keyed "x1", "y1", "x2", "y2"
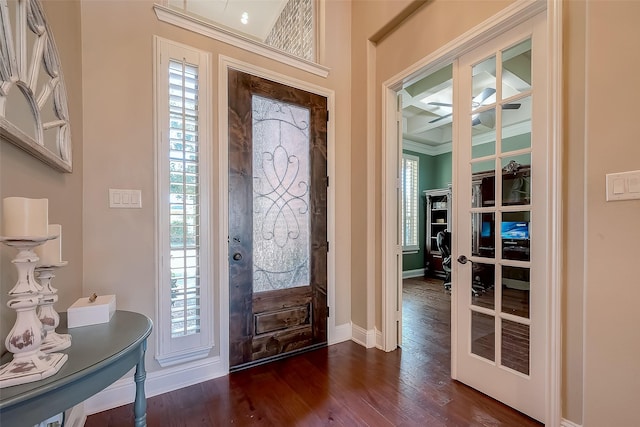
[
  {"x1": 36, "y1": 262, "x2": 71, "y2": 353},
  {"x1": 0, "y1": 237, "x2": 67, "y2": 388}
]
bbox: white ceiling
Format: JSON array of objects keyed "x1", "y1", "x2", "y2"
[{"x1": 168, "y1": 0, "x2": 289, "y2": 41}]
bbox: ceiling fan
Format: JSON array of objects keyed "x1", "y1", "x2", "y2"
[{"x1": 427, "y1": 87, "x2": 520, "y2": 125}]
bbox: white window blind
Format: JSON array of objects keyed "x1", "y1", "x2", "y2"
[
  {"x1": 402, "y1": 154, "x2": 419, "y2": 251},
  {"x1": 155, "y1": 37, "x2": 212, "y2": 367},
  {"x1": 168, "y1": 59, "x2": 200, "y2": 338}
]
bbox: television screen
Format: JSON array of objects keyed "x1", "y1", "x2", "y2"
[
  {"x1": 481, "y1": 221, "x2": 492, "y2": 237},
  {"x1": 501, "y1": 221, "x2": 529, "y2": 240}
]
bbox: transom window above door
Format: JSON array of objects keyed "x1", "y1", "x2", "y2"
[{"x1": 165, "y1": 0, "x2": 316, "y2": 62}]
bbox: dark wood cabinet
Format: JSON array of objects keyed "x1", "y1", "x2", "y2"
[
  {"x1": 424, "y1": 187, "x2": 451, "y2": 278},
  {"x1": 471, "y1": 164, "x2": 531, "y2": 260}
]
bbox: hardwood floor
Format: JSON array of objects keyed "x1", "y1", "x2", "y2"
[{"x1": 86, "y1": 277, "x2": 542, "y2": 426}]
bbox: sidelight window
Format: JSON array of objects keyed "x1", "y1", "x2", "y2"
[
  {"x1": 154, "y1": 37, "x2": 213, "y2": 367},
  {"x1": 402, "y1": 153, "x2": 420, "y2": 252}
]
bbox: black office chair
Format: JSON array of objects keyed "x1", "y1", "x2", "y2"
[
  {"x1": 436, "y1": 230, "x2": 486, "y2": 296},
  {"x1": 436, "y1": 231, "x2": 452, "y2": 291}
]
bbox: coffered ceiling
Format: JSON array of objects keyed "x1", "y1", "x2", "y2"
[
  {"x1": 401, "y1": 64, "x2": 455, "y2": 155},
  {"x1": 402, "y1": 42, "x2": 532, "y2": 156}
]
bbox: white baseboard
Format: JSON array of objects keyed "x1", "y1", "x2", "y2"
[
  {"x1": 402, "y1": 268, "x2": 425, "y2": 279},
  {"x1": 561, "y1": 418, "x2": 581, "y2": 427},
  {"x1": 330, "y1": 321, "x2": 352, "y2": 345},
  {"x1": 84, "y1": 355, "x2": 226, "y2": 415},
  {"x1": 375, "y1": 327, "x2": 383, "y2": 349},
  {"x1": 351, "y1": 322, "x2": 376, "y2": 348}
]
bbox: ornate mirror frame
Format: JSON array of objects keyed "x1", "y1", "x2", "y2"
[{"x1": 0, "y1": 0, "x2": 72, "y2": 173}]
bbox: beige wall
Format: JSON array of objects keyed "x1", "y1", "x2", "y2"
[
  {"x1": 79, "y1": 0, "x2": 352, "y2": 371},
  {"x1": 349, "y1": 0, "x2": 418, "y2": 330},
  {"x1": 0, "y1": 0, "x2": 83, "y2": 350},
  {"x1": 582, "y1": 1, "x2": 640, "y2": 425},
  {"x1": 372, "y1": 0, "x2": 512, "y2": 333}
]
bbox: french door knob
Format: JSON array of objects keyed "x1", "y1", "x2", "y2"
[
  {"x1": 232, "y1": 252, "x2": 242, "y2": 261},
  {"x1": 457, "y1": 255, "x2": 469, "y2": 264}
]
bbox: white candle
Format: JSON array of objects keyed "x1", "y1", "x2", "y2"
[
  {"x1": 36, "y1": 224, "x2": 62, "y2": 266},
  {"x1": 2, "y1": 197, "x2": 49, "y2": 237}
]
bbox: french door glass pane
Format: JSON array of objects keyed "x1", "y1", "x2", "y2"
[
  {"x1": 472, "y1": 160, "x2": 495, "y2": 208},
  {"x1": 502, "y1": 153, "x2": 531, "y2": 206},
  {"x1": 252, "y1": 95, "x2": 311, "y2": 293},
  {"x1": 502, "y1": 266, "x2": 530, "y2": 319},
  {"x1": 501, "y1": 39, "x2": 532, "y2": 98},
  {"x1": 502, "y1": 129, "x2": 531, "y2": 153},
  {"x1": 471, "y1": 262, "x2": 495, "y2": 310},
  {"x1": 471, "y1": 311, "x2": 495, "y2": 362},
  {"x1": 502, "y1": 96, "x2": 532, "y2": 153},
  {"x1": 472, "y1": 107, "x2": 496, "y2": 130},
  {"x1": 472, "y1": 131, "x2": 496, "y2": 158},
  {"x1": 501, "y1": 211, "x2": 530, "y2": 262},
  {"x1": 501, "y1": 319, "x2": 530, "y2": 375},
  {"x1": 472, "y1": 212, "x2": 495, "y2": 258},
  {"x1": 472, "y1": 56, "x2": 496, "y2": 111}
]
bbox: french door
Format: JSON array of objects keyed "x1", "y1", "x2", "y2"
[
  {"x1": 454, "y1": 13, "x2": 548, "y2": 422},
  {"x1": 228, "y1": 69, "x2": 328, "y2": 370}
]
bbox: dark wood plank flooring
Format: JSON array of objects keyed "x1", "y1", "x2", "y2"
[{"x1": 86, "y1": 277, "x2": 542, "y2": 426}]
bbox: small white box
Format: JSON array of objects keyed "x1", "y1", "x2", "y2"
[{"x1": 67, "y1": 294, "x2": 116, "y2": 328}]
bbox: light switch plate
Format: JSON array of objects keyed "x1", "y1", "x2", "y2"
[
  {"x1": 606, "y1": 170, "x2": 640, "y2": 201},
  {"x1": 109, "y1": 189, "x2": 142, "y2": 208}
]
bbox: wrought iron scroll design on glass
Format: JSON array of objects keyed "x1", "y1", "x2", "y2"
[{"x1": 252, "y1": 95, "x2": 311, "y2": 293}]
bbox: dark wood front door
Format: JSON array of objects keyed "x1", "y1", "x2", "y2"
[{"x1": 228, "y1": 69, "x2": 328, "y2": 370}]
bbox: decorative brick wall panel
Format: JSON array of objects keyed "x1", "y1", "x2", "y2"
[{"x1": 264, "y1": 0, "x2": 313, "y2": 61}]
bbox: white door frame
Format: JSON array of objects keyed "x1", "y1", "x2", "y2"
[
  {"x1": 218, "y1": 56, "x2": 337, "y2": 373},
  {"x1": 380, "y1": 0, "x2": 562, "y2": 424}
]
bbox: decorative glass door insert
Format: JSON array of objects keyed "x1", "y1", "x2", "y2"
[{"x1": 252, "y1": 95, "x2": 311, "y2": 293}]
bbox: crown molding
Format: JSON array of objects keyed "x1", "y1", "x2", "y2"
[
  {"x1": 403, "y1": 120, "x2": 531, "y2": 156},
  {"x1": 403, "y1": 139, "x2": 452, "y2": 156}
]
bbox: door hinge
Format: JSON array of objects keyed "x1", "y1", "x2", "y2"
[
  {"x1": 327, "y1": 241, "x2": 329, "y2": 252},
  {"x1": 327, "y1": 306, "x2": 330, "y2": 317},
  {"x1": 326, "y1": 176, "x2": 329, "y2": 187},
  {"x1": 326, "y1": 110, "x2": 329, "y2": 122}
]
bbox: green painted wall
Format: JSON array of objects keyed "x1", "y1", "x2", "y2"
[
  {"x1": 402, "y1": 148, "x2": 451, "y2": 272},
  {"x1": 433, "y1": 152, "x2": 452, "y2": 189}
]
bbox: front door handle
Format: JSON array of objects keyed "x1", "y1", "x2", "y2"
[{"x1": 457, "y1": 255, "x2": 470, "y2": 264}]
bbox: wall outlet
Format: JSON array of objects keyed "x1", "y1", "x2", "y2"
[{"x1": 109, "y1": 189, "x2": 142, "y2": 208}]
